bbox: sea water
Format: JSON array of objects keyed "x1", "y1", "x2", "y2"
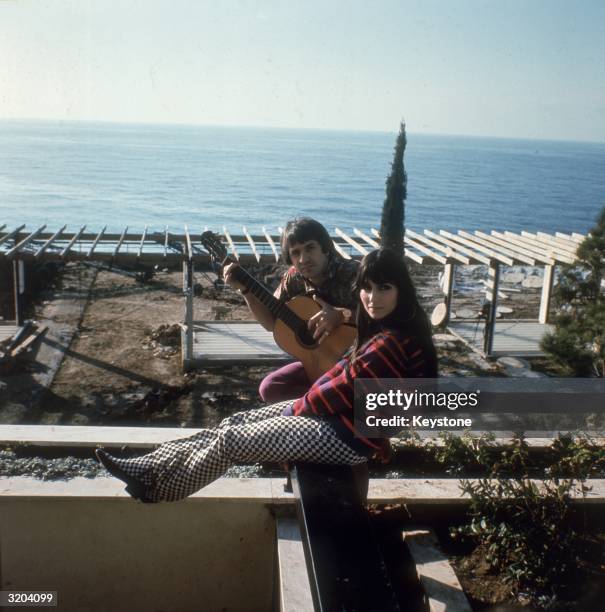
[{"x1": 1, "y1": 120, "x2": 603, "y2": 235}]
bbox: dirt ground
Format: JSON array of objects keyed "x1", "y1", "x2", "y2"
[{"x1": 0, "y1": 259, "x2": 540, "y2": 426}]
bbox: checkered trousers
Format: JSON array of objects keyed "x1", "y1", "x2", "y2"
[{"x1": 124, "y1": 401, "x2": 366, "y2": 502}]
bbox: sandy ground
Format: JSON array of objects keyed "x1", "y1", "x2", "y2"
[{"x1": 0, "y1": 259, "x2": 548, "y2": 426}]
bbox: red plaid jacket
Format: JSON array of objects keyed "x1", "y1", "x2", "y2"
[{"x1": 292, "y1": 329, "x2": 430, "y2": 455}]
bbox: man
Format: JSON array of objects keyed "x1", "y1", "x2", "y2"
[{"x1": 224, "y1": 217, "x2": 358, "y2": 402}]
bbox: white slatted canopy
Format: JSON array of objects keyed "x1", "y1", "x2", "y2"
[{"x1": 0, "y1": 224, "x2": 584, "y2": 266}]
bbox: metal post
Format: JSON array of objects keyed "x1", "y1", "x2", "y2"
[
  {"x1": 539, "y1": 264, "x2": 555, "y2": 324},
  {"x1": 182, "y1": 259, "x2": 194, "y2": 368},
  {"x1": 12, "y1": 259, "x2": 23, "y2": 326},
  {"x1": 443, "y1": 262, "x2": 455, "y2": 319},
  {"x1": 483, "y1": 261, "x2": 500, "y2": 356}
]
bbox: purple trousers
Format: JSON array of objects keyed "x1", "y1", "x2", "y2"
[{"x1": 259, "y1": 361, "x2": 311, "y2": 403}]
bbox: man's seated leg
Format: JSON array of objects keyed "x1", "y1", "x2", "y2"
[{"x1": 259, "y1": 361, "x2": 310, "y2": 402}]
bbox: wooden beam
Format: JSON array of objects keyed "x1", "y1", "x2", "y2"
[
  {"x1": 243, "y1": 226, "x2": 260, "y2": 263},
  {"x1": 332, "y1": 239, "x2": 352, "y2": 259},
  {"x1": 539, "y1": 264, "x2": 555, "y2": 324},
  {"x1": 353, "y1": 228, "x2": 380, "y2": 249},
  {"x1": 0, "y1": 224, "x2": 26, "y2": 248},
  {"x1": 428, "y1": 230, "x2": 491, "y2": 265},
  {"x1": 407, "y1": 229, "x2": 470, "y2": 264},
  {"x1": 537, "y1": 231, "x2": 581, "y2": 250},
  {"x1": 87, "y1": 226, "x2": 106, "y2": 257},
  {"x1": 184, "y1": 225, "x2": 193, "y2": 261},
  {"x1": 137, "y1": 225, "x2": 148, "y2": 258},
  {"x1": 223, "y1": 227, "x2": 239, "y2": 261},
  {"x1": 5, "y1": 225, "x2": 47, "y2": 257},
  {"x1": 12, "y1": 261, "x2": 22, "y2": 326},
  {"x1": 534, "y1": 231, "x2": 579, "y2": 254},
  {"x1": 507, "y1": 232, "x2": 574, "y2": 265},
  {"x1": 10, "y1": 325, "x2": 47, "y2": 358},
  {"x1": 500, "y1": 231, "x2": 567, "y2": 264},
  {"x1": 370, "y1": 228, "x2": 424, "y2": 263},
  {"x1": 472, "y1": 231, "x2": 535, "y2": 265},
  {"x1": 488, "y1": 231, "x2": 556, "y2": 265},
  {"x1": 521, "y1": 231, "x2": 578, "y2": 259},
  {"x1": 442, "y1": 262, "x2": 455, "y2": 320},
  {"x1": 556, "y1": 231, "x2": 584, "y2": 243},
  {"x1": 262, "y1": 226, "x2": 279, "y2": 262},
  {"x1": 335, "y1": 227, "x2": 369, "y2": 256},
  {"x1": 60, "y1": 225, "x2": 86, "y2": 257},
  {"x1": 446, "y1": 231, "x2": 514, "y2": 265},
  {"x1": 34, "y1": 225, "x2": 66, "y2": 258},
  {"x1": 403, "y1": 235, "x2": 447, "y2": 264},
  {"x1": 113, "y1": 226, "x2": 129, "y2": 257}
]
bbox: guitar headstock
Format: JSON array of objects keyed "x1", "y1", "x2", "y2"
[{"x1": 201, "y1": 231, "x2": 229, "y2": 264}]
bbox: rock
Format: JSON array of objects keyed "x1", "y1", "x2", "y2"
[
  {"x1": 465, "y1": 352, "x2": 493, "y2": 371},
  {"x1": 496, "y1": 356, "x2": 547, "y2": 377},
  {"x1": 432, "y1": 334, "x2": 459, "y2": 343},
  {"x1": 501, "y1": 272, "x2": 524, "y2": 284},
  {"x1": 497, "y1": 306, "x2": 513, "y2": 314},
  {"x1": 497, "y1": 356, "x2": 530, "y2": 369},
  {"x1": 456, "y1": 308, "x2": 478, "y2": 319},
  {"x1": 522, "y1": 276, "x2": 543, "y2": 288}
]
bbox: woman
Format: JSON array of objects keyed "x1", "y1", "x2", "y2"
[{"x1": 96, "y1": 249, "x2": 437, "y2": 503}]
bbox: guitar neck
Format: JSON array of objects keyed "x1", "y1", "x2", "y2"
[{"x1": 227, "y1": 260, "x2": 303, "y2": 330}]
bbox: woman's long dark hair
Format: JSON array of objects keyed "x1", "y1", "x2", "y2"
[{"x1": 352, "y1": 249, "x2": 437, "y2": 376}]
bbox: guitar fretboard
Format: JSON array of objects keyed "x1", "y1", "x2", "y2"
[{"x1": 230, "y1": 263, "x2": 306, "y2": 332}]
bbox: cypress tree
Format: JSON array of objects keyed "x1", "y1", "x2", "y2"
[
  {"x1": 540, "y1": 206, "x2": 605, "y2": 376},
  {"x1": 380, "y1": 121, "x2": 407, "y2": 254}
]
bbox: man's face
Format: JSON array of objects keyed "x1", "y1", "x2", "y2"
[{"x1": 288, "y1": 240, "x2": 329, "y2": 283}]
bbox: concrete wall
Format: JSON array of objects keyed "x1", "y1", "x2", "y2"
[{"x1": 0, "y1": 478, "x2": 278, "y2": 612}]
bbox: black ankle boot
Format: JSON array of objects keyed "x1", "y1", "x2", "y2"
[{"x1": 95, "y1": 449, "x2": 154, "y2": 503}]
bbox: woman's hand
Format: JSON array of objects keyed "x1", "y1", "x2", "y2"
[
  {"x1": 223, "y1": 262, "x2": 246, "y2": 292},
  {"x1": 308, "y1": 296, "x2": 344, "y2": 342}
]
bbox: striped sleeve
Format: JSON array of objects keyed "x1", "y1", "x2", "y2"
[{"x1": 293, "y1": 332, "x2": 417, "y2": 418}]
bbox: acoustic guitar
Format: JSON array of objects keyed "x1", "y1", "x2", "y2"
[{"x1": 201, "y1": 231, "x2": 357, "y2": 382}]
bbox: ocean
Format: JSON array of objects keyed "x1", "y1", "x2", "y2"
[{"x1": 1, "y1": 120, "x2": 604, "y2": 236}]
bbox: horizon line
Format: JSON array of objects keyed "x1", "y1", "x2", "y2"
[{"x1": 1, "y1": 116, "x2": 604, "y2": 146}]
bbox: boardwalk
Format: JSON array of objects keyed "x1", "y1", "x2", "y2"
[
  {"x1": 448, "y1": 320, "x2": 554, "y2": 357},
  {"x1": 186, "y1": 321, "x2": 290, "y2": 368}
]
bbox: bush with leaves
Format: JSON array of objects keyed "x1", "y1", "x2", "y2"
[
  {"x1": 430, "y1": 431, "x2": 496, "y2": 476},
  {"x1": 452, "y1": 434, "x2": 592, "y2": 601},
  {"x1": 541, "y1": 207, "x2": 605, "y2": 376}
]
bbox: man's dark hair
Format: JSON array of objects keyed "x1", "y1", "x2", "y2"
[{"x1": 280, "y1": 217, "x2": 336, "y2": 265}]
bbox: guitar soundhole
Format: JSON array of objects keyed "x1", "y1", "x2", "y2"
[{"x1": 296, "y1": 325, "x2": 317, "y2": 348}]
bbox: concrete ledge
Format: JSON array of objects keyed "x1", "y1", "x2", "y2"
[
  {"x1": 276, "y1": 518, "x2": 314, "y2": 612},
  {"x1": 404, "y1": 527, "x2": 472, "y2": 612},
  {"x1": 1, "y1": 424, "x2": 602, "y2": 449},
  {"x1": 0, "y1": 424, "x2": 200, "y2": 447},
  {"x1": 2, "y1": 476, "x2": 604, "y2": 504}
]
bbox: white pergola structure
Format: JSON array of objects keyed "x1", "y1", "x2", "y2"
[
  {"x1": 348, "y1": 227, "x2": 582, "y2": 357},
  {"x1": 0, "y1": 224, "x2": 585, "y2": 362}
]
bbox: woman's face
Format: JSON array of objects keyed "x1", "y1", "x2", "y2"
[{"x1": 359, "y1": 279, "x2": 398, "y2": 320}]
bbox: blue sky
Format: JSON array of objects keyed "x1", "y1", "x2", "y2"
[{"x1": 1, "y1": 0, "x2": 604, "y2": 141}]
